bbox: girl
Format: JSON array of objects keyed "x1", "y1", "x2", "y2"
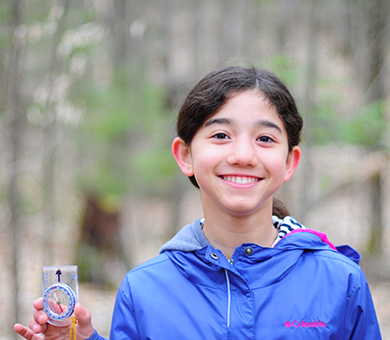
[{"x1": 15, "y1": 66, "x2": 382, "y2": 339}]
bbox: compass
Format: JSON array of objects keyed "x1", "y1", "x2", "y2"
[
  {"x1": 42, "y1": 266, "x2": 78, "y2": 326},
  {"x1": 43, "y1": 283, "x2": 76, "y2": 325}
]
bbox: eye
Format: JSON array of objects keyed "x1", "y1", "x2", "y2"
[
  {"x1": 257, "y1": 136, "x2": 275, "y2": 143},
  {"x1": 212, "y1": 133, "x2": 230, "y2": 140}
]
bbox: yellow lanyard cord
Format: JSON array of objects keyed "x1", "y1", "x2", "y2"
[{"x1": 70, "y1": 316, "x2": 77, "y2": 340}]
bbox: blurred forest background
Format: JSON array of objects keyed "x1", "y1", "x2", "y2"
[{"x1": 1, "y1": 0, "x2": 390, "y2": 338}]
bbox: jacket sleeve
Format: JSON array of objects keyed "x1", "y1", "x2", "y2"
[
  {"x1": 86, "y1": 330, "x2": 108, "y2": 340},
  {"x1": 109, "y1": 278, "x2": 139, "y2": 340},
  {"x1": 345, "y1": 268, "x2": 382, "y2": 339}
]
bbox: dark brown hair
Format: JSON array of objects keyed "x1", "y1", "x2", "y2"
[{"x1": 176, "y1": 66, "x2": 303, "y2": 218}]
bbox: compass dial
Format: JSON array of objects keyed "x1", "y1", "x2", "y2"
[{"x1": 43, "y1": 283, "x2": 76, "y2": 325}]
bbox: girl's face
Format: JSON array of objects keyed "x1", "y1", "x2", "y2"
[{"x1": 173, "y1": 90, "x2": 301, "y2": 219}]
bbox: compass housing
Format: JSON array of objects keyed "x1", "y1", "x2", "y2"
[{"x1": 43, "y1": 282, "x2": 77, "y2": 326}]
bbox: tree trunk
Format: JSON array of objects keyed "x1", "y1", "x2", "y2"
[
  {"x1": 276, "y1": 0, "x2": 295, "y2": 54},
  {"x1": 367, "y1": 173, "x2": 383, "y2": 256},
  {"x1": 41, "y1": 0, "x2": 72, "y2": 264},
  {"x1": 364, "y1": 0, "x2": 388, "y2": 258},
  {"x1": 5, "y1": 0, "x2": 25, "y2": 336},
  {"x1": 221, "y1": 0, "x2": 246, "y2": 58},
  {"x1": 299, "y1": 0, "x2": 320, "y2": 221},
  {"x1": 112, "y1": 0, "x2": 129, "y2": 67},
  {"x1": 366, "y1": 0, "x2": 388, "y2": 102}
]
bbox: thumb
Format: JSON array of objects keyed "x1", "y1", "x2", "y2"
[{"x1": 74, "y1": 303, "x2": 95, "y2": 339}]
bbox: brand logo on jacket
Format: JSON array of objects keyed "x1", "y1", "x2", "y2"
[{"x1": 284, "y1": 320, "x2": 326, "y2": 329}]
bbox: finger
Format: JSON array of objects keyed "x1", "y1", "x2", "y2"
[
  {"x1": 14, "y1": 324, "x2": 42, "y2": 340},
  {"x1": 33, "y1": 297, "x2": 44, "y2": 310},
  {"x1": 28, "y1": 316, "x2": 47, "y2": 335},
  {"x1": 74, "y1": 303, "x2": 91, "y2": 325},
  {"x1": 74, "y1": 303, "x2": 95, "y2": 339},
  {"x1": 33, "y1": 309, "x2": 48, "y2": 326}
]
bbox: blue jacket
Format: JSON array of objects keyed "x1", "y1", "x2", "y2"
[{"x1": 90, "y1": 217, "x2": 382, "y2": 339}]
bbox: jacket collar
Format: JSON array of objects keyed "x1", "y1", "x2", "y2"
[
  {"x1": 160, "y1": 216, "x2": 360, "y2": 265},
  {"x1": 159, "y1": 216, "x2": 305, "y2": 254}
]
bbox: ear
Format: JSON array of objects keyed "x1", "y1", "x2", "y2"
[
  {"x1": 172, "y1": 137, "x2": 194, "y2": 177},
  {"x1": 284, "y1": 146, "x2": 301, "y2": 182}
]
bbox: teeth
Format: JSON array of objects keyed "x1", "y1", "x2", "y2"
[{"x1": 224, "y1": 176, "x2": 257, "y2": 184}]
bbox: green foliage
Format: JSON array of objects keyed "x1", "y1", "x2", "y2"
[
  {"x1": 311, "y1": 104, "x2": 342, "y2": 144},
  {"x1": 312, "y1": 99, "x2": 387, "y2": 148},
  {"x1": 262, "y1": 54, "x2": 300, "y2": 86},
  {"x1": 76, "y1": 244, "x2": 116, "y2": 288},
  {"x1": 80, "y1": 66, "x2": 168, "y2": 140},
  {"x1": 132, "y1": 149, "x2": 177, "y2": 190},
  {"x1": 74, "y1": 65, "x2": 176, "y2": 199},
  {"x1": 77, "y1": 160, "x2": 129, "y2": 198},
  {"x1": 0, "y1": 2, "x2": 11, "y2": 25},
  {"x1": 83, "y1": 87, "x2": 134, "y2": 142},
  {"x1": 341, "y1": 100, "x2": 387, "y2": 148}
]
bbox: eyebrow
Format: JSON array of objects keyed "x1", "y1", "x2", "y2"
[
  {"x1": 257, "y1": 119, "x2": 283, "y2": 133},
  {"x1": 204, "y1": 117, "x2": 231, "y2": 127},
  {"x1": 205, "y1": 117, "x2": 283, "y2": 133}
]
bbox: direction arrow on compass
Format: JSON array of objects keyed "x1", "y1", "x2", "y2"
[{"x1": 56, "y1": 269, "x2": 62, "y2": 282}]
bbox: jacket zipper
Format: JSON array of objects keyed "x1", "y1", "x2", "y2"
[{"x1": 225, "y1": 269, "x2": 231, "y2": 328}]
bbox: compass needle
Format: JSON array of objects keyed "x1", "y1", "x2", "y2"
[{"x1": 54, "y1": 292, "x2": 64, "y2": 312}]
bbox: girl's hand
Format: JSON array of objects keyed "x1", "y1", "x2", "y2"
[{"x1": 14, "y1": 298, "x2": 94, "y2": 340}]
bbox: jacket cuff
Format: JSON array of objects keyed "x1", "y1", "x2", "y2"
[{"x1": 86, "y1": 330, "x2": 107, "y2": 340}]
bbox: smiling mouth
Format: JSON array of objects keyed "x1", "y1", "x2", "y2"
[{"x1": 221, "y1": 176, "x2": 260, "y2": 184}]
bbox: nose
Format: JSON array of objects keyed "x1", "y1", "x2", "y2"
[{"x1": 226, "y1": 137, "x2": 258, "y2": 167}]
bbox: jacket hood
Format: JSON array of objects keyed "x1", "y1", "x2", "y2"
[
  {"x1": 160, "y1": 217, "x2": 361, "y2": 265},
  {"x1": 160, "y1": 219, "x2": 210, "y2": 254},
  {"x1": 160, "y1": 217, "x2": 361, "y2": 289}
]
